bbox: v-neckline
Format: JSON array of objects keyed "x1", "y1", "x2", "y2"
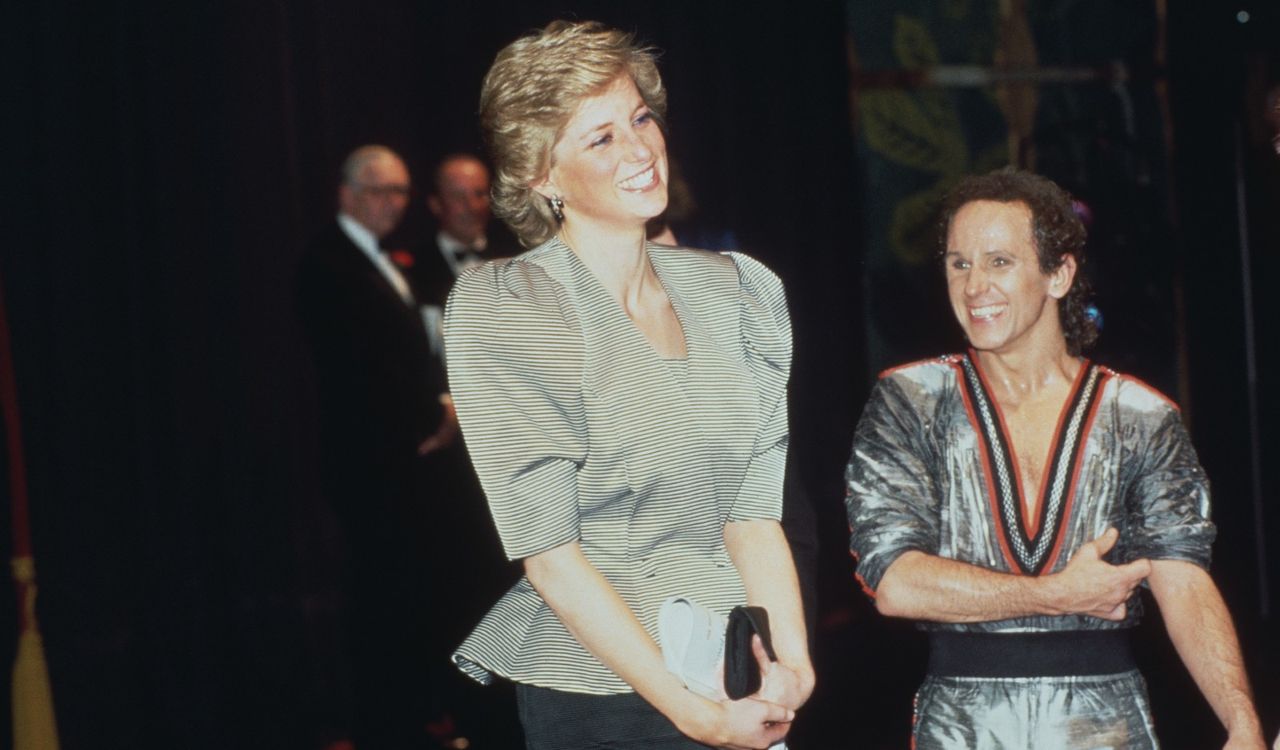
[
  {"x1": 955, "y1": 351, "x2": 1110, "y2": 575},
  {"x1": 561, "y1": 239, "x2": 690, "y2": 363}
]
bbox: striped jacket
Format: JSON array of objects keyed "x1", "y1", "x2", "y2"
[{"x1": 444, "y1": 237, "x2": 792, "y2": 693}]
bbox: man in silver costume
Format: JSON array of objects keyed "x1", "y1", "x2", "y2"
[{"x1": 845, "y1": 169, "x2": 1265, "y2": 749}]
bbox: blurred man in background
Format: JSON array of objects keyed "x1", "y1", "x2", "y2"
[{"x1": 298, "y1": 144, "x2": 456, "y2": 749}]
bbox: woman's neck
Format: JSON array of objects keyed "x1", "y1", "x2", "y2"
[{"x1": 560, "y1": 220, "x2": 655, "y2": 306}]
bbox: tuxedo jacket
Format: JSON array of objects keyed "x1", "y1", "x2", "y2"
[
  {"x1": 297, "y1": 221, "x2": 444, "y2": 475},
  {"x1": 408, "y1": 224, "x2": 522, "y2": 389},
  {"x1": 411, "y1": 223, "x2": 523, "y2": 309}
]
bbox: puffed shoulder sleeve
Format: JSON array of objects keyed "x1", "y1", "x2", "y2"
[
  {"x1": 1124, "y1": 397, "x2": 1215, "y2": 569},
  {"x1": 726, "y1": 252, "x2": 792, "y2": 522},
  {"x1": 444, "y1": 260, "x2": 587, "y2": 561},
  {"x1": 845, "y1": 376, "x2": 941, "y2": 595}
]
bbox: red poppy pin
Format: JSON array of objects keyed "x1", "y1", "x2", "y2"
[{"x1": 387, "y1": 249, "x2": 415, "y2": 269}]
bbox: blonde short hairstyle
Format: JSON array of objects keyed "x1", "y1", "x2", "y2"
[{"x1": 480, "y1": 20, "x2": 667, "y2": 248}]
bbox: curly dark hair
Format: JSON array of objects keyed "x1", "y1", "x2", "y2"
[{"x1": 938, "y1": 167, "x2": 1097, "y2": 355}]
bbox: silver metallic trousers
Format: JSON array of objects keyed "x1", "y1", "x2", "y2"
[{"x1": 912, "y1": 671, "x2": 1159, "y2": 749}]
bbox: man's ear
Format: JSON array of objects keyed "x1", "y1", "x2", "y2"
[
  {"x1": 337, "y1": 183, "x2": 354, "y2": 214},
  {"x1": 1049, "y1": 254, "x2": 1078, "y2": 300},
  {"x1": 426, "y1": 194, "x2": 442, "y2": 219}
]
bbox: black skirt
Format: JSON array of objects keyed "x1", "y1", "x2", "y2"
[{"x1": 516, "y1": 684, "x2": 713, "y2": 749}]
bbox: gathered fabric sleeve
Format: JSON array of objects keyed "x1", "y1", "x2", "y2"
[
  {"x1": 844, "y1": 376, "x2": 941, "y2": 594},
  {"x1": 444, "y1": 260, "x2": 588, "y2": 561},
  {"x1": 1124, "y1": 399, "x2": 1215, "y2": 569},
  {"x1": 725, "y1": 252, "x2": 793, "y2": 523}
]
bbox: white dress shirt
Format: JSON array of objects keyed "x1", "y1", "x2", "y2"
[
  {"x1": 337, "y1": 212, "x2": 414, "y2": 305},
  {"x1": 436, "y1": 230, "x2": 488, "y2": 277}
]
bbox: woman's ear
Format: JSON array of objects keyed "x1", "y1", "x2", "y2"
[
  {"x1": 1049, "y1": 254, "x2": 1078, "y2": 300},
  {"x1": 530, "y1": 171, "x2": 556, "y2": 201}
]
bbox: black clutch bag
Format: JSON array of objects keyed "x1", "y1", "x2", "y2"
[{"x1": 723, "y1": 605, "x2": 778, "y2": 700}]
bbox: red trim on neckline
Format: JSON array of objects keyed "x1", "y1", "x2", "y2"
[
  {"x1": 966, "y1": 351, "x2": 1030, "y2": 536},
  {"x1": 965, "y1": 351, "x2": 1092, "y2": 540},
  {"x1": 952, "y1": 358, "x2": 1021, "y2": 573},
  {"x1": 1027, "y1": 357, "x2": 1093, "y2": 538},
  {"x1": 1042, "y1": 368, "x2": 1112, "y2": 573}
]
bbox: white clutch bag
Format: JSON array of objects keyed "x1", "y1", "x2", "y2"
[
  {"x1": 657, "y1": 596, "x2": 787, "y2": 750},
  {"x1": 658, "y1": 595, "x2": 728, "y2": 701}
]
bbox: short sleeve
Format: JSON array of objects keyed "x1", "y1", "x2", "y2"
[
  {"x1": 443, "y1": 260, "x2": 587, "y2": 560},
  {"x1": 1124, "y1": 400, "x2": 1215, "y2": 569},
  {"x1": 844, "y1": 377, "x2": 942, "y2": 594},
  {"x1": 725, "y1": 252, "x2": 792, "y2": 522}
]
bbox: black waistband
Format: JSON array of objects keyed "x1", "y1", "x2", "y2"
[{"x1": 927, "y1": 630, "x2": 1136, "y2": 678}]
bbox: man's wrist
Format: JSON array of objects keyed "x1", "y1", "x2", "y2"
[
  {"x1": 1223, "y1": 709, "x2": 1262, "y2": 739},
  {"x1": 1025, "y1": 573, "x2": 1065, "y2": 617}
]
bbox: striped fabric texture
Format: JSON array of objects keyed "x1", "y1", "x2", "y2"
[{"x1": 444, "y1": 237, "x2": 791, "y2": 694}]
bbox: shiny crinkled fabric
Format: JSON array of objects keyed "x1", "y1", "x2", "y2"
[
  {"x1": 845, "y1": 355, "x2": 1214, "y2": 634},
  {"x1": 845, "y1": 355, "x2": 1214, "y2": 748},
  {"x1": 913, "y1": 672, "x2": 1159, "y2": 750}
]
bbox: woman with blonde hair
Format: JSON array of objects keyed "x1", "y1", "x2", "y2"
[{"x1": 444, "y1": 21, "x2": 813, "y2": 749}]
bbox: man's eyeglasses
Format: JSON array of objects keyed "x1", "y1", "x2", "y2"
[{"x1": 353, "y1": 183, "x2": 411, "y2": 198}]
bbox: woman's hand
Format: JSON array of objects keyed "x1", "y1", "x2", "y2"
[
  {"x1": 722, "y1": 519, "x2": 814, "y2": 714},
  {"x1": 525, "y1": 544, "x2": 792, "y2": 748},
  {"x1": 751, "y1": 634, "x2": 813, "y2": 710},
  {"x1": 678, "y1": 695, "x2": 793, "y2": 750}
]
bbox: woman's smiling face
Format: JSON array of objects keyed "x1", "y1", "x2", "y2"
[{"x1": 539, "y1": 74, "x2": 668, "y2": 232}]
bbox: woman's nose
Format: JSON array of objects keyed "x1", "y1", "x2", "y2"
[{"x1": 624, "y1": 129, "x2": 653, "y2": 161}]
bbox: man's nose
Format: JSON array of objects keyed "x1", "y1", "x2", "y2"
[{"x1": 964, "y1": 267, "x2": 989, "y2": 296}]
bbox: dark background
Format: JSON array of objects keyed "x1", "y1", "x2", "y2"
[{"x1": 2, "y1": 1, "x2": 1276, "y2": 748}]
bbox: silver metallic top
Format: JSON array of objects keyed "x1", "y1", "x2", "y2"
[{"x1": 846, "y1": 353, "x2": 1214, "y2": 633}]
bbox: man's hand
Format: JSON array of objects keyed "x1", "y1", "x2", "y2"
[
  {"x1": 1044, "y1": 528, "x2": 1151, "y2": 619},
  {"x1": 417, "y1": 393, "x2": 459, "y2": 455}
]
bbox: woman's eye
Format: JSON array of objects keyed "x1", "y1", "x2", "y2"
[
  {"x1": 590, "y1": 133, "x2": 612, "y2": 148},
  {"x1": 634, "y1": 111, "x2": 652, "y2": 126},
  {"x1": 990, "y1": 256, "x2": 1010, "y2": 267}
]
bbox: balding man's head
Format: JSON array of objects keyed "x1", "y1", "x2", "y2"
[
  {"x1": 338, "y1": 145, "x2": 411, "y2": 240},
  {"x1": 428, "y1": 154, "x2": 492, "y2": 245}
]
